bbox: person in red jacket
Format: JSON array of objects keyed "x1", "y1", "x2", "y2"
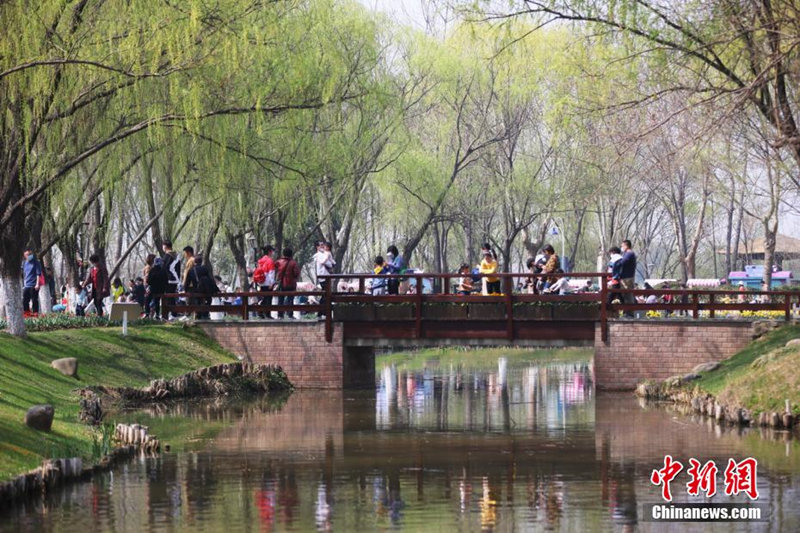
[
  {"x1": 253, "y1": 245, "x2": 276, "y2": 318},
  {"x1": 82, "y1": 254, "x2": 110, "y2": 316},
  {"x1": 274, "y1": 248, "x2": 300, "y2": 319}
]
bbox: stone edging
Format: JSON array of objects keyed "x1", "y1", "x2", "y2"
[
  {"x1": 0, "y1": 423, "x2": 159, "y2": 509},
  {"x1": 2, "y1": 363, "x2": 292, "y2": 510},
  {"x1": 636, "y1": 382, "x2": 796, "y2": 430}
]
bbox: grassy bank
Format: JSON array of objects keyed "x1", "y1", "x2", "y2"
[
  {"x1": 686, "y1": 324, "x2": 800, "y2": 415},
  {"x1": 0, "y1": 325, "x2": 237, "y2": 482}
]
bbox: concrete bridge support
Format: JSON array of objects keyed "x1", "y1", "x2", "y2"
[
  {"x1": 200, "y1": 319, "x2": 756, "y2": 391},
  {"x1": 200, "y1": 322, "x2": 375, "y2": 389},
  {"x1": 594, "y1": 320, "x2": 754, "y2": 390}
]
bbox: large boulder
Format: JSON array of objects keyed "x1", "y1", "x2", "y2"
[
  {"x1": 25, "y1": 405, "x2": 54, "y2": 432},
  {"x1": 752, "y1": 320, "x2": 780, "y2": 339},
  {"x1": 51, "y1": 358, "x2": 78, "y2": 378},
  {"x1": 692, "y1": 362, "x2": 720, "y2": 373},
  {"x1": 785, "y1": 338, "x2": 800, "y2": 348}
]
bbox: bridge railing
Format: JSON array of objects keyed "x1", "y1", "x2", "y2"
[
  {"x1": 160, "y1": 272, "x2": 800, "y2": 343},
  {"x1": 318, "y1": 272, "x2": 608, "y2": 342},
  {"x1": 161, "y1": 290, "x2": 325, "y2": 321},
  {"x1": 607, "y1": 288, "x2": 798, "y2": 320}
]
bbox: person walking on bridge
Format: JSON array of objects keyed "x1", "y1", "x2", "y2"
[
  {"x1": 275, "y1": 248, "x2": 300, "y2": 319},
  {"x1": 254, "y1": 245, "x2": 276, "y2": 318},
  {"x1": 385, "y1": 245, "x2": 406, "y2": 295},
  {"x1": 617, "y1": 239, "x2": 637, "y2": 317},
  {"x1": 541, "y1": 245, "x2": 560, "y2": 291},
  {"x1": 314, "y1": 241, "x2": 335, "y2": 316}
]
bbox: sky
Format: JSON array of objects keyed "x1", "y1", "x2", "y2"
[{"x1": 358, "y1": 0, "x2": 429, "y2": 29}]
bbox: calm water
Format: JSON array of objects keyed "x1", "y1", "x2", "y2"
[{"x1": 4, "y1": 351, "x2": 800, "y2": 532}]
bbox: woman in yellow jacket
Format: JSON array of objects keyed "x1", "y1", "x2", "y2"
[
  {"x1": 111, "y1": 277, "x2": 125, "y2": 302},
  {"x1": 479, "y1": 251, "x2": 500, "y2": 294}
]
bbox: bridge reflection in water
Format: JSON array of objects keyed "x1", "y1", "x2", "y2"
[{"x1": 7, "y1": 353, "x2": 800, "y2": 532}]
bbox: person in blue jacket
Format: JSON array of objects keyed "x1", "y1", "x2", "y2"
[
  {"x1": 21, "y1": 248, "x2": 43, "y2": 314},
  {"x1": 615, "y1": 239, "x2": 637, "y2": 316},
  {"x1": 385, "y1": 245, "x2": 406, "y2": 295}
]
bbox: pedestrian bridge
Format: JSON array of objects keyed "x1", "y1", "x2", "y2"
[{"x1": 165, "y1": 272, "x2": 796, "y2": 390}]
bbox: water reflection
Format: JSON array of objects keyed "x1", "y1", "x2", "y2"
[
  {"x1": 4, "y1": 351, "x2": 800, "y2": 532},
  {"x1": 376, "y1": 357, "x2": 594, "y2": 433}
]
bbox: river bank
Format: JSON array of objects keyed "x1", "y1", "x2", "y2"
[
  {"x1": 637, "y1": 323, "x2": 800, "y2": 428},
  {"x1": 0, "y1": 325, "x2": 240, "y2": 482}
]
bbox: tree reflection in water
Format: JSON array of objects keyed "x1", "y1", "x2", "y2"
[{"x1": 6, "y1": 351, "x2": 800, "y2": 532}]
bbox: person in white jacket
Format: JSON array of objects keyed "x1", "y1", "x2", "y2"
[{"x1": 313, "y1": 241, "x2": 335, "y2": 317}]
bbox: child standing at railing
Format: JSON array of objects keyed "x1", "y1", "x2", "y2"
[
  {"x1": 457, "y1": 264, "x2": 474, "y2": 295},
  {"x1": 372, "y1": 256, "x2": 388, "y2": 295},
  {"x1": 480, "y1": 251, "x2": 500, "y2": 294}
]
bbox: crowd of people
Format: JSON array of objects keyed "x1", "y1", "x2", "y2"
[
  {"x1": 17, "y1": 241, "x2": 224, "y2": 320},
  {"x1": 15, "y1": 237, "x2": 644, "y2": 320}
]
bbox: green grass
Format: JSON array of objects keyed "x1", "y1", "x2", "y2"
[
  {"x1": 377, "y1": 346, "x2": 592, "y2": 371},
  {"x1": 688, "y1": 325, "x2": 800, "y2": 414},
  {"x1": 0, "y1": 325, "x2": 237, "y2": 482}
]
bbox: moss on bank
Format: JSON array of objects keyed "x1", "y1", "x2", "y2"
[
  {"x1": 0, "y1": 325, "x2": 237, "y2": 482},
  {"x1": 686, "y1": 324, "x2": 800, "y2": 415}
]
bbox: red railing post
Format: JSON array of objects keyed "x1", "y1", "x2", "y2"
[
  {"x1": 692, "y1": 291, "x2": 699, "y2": 319},
  {"x1": 504, "y1": 275, "x2": 514, "y2": 341},
  {"x1": 415, "y1": 274, "x2": 423, "y2": 338},
  {"x1": 325, "y1": 279, "x2": 333, "y2": 342},
  {"x1": 600, "y1": 276, "x2": 608, "y2": 343},
  {"x1": 709, "y1": 293, "x2": 715, "y2": 319},
  {"x1": 242, "y1": 295, "x2": 249, "y2": 321},
  {"x1": 785, "y1": 292, "x2": 791, "y2": 322}
]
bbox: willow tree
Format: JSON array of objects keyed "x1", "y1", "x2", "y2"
[
  {"x1": 0, "y1": 0, "x2": 373, "y2": 336},
  {"x1": 470, "y1": 0, "x2": 800, "y2": 282}
]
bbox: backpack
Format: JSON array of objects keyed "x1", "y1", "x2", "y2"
[
  {"x1": 193, "y1": 266, "x2": 219, "y2": 295},
  {"x1": 165, "y1": 253, "x2": 181, "y2": 285},
  {"x1": 471, "y1": 267, "x2": 481, "y2": 283}
]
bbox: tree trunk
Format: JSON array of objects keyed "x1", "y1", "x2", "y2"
[
  {"x1": 464, "y1": 219, "x2": 474, "y2": 267},
  {"x1": 501, "y1": 238, "x2": 513, "y2": 273},
  {"x1": 0, "y1": 176, "x2": 28, "y2": 336},
  {"x1": 143, "y1": 155, "x2": 163, "y2": 252},
  {"x1": 38, "y1": 284, "x2": 52, "y2": 315},
  {"x1": 1, "y1": 274, "x2": 25, "y2": 337},
  {"x1": 724, "y1": 176, "x2": 736, "y2": 275},
  {"x1": 226, "y1": 230, "x2": 249, "y2": 291},
  {"x1": 763, "y1": 226, "x2": 776, "y2": 291},
  {"x1": 732, "y1": 191, "x2": 745, "y2": 271}
]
